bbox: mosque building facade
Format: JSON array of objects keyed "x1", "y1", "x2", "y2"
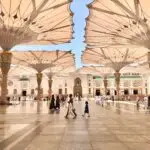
[{"x1": 4, "y1": 72, "x2": 149, "y2": 99}]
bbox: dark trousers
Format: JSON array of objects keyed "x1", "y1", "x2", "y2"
[{"x1": 65, "y1": 107, "x2": 77, "y2": 117}]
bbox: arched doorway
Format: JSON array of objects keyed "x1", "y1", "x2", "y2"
[{"x1": 73, "y1": 78, "x2": 82, "y2": 97}]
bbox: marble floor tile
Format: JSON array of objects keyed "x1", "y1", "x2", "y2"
[
  {"x1": 24, "y1": 143, "x2": 59, "y2": 150},
  {"x1": 59, "y1": 143, "x2": 93, "y2": 150},
  {"x1": 0, "y1": 101, "x2": 150, "y2": 150},
  {"x1": 62, "y1": 135, "x2": 90, "y2": 143},
  {"x1": 92, "y1": 142, "x2": 130, "y2": 150},
  {"x1": 32, "y1": 135, "x2": 63, "y2": 143},
  {"x1": 90, "y1": 135, "x2": 119, "y2": 142},
  {"x1": 125, "y1": 142, "x2": 150, "y2": 150},
  {"x1": 116, "y1": 134, "x2": 149, "y2": 142}
]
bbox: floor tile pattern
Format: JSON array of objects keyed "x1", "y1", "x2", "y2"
[{"x1": 0, "y1": 100, "x2": 150, "y2": 150}]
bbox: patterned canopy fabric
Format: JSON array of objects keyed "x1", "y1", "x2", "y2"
[
  {"x1": 85, "y1": 0, "x2": 150, "y2": 49},
  {"x1": 0, "y1": 0, "x2": 73, "y2": 50},
  {"x1": 82, "y1": 47, "x2": 148, "y2": 71},
  {"x1": 11, "y1": 50, "x2": 75, "y2": 72},
  {"x1": 77, "y1": 66, "x2": 114, "y2": 77}
]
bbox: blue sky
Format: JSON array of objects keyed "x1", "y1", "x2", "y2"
[{"x1": 12, "y1": 0, "x2": 93, "y2": 69}]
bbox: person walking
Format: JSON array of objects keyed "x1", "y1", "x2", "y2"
[
  {"x1": 55, "y1": 95, "x2": 60, "y2": 110},
  {"x1": 49, "y1": 95, "x2": 55, "y2": 112},
  {"x1": 82, "y1": 101, "x2": 90, "y2": 117},
  {"x1": 136, "y1": 96, "x2": 140, "y2": 111},
  {"x1": 65, "y1": 94, "x2": 77, "y2": 119}
]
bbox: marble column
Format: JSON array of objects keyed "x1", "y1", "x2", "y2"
[
  {"x1": 114, "y1": 72, "x2": 121, "y2": 100},
  {"x1": 36, "y1": 72, "x2": 43, "y2": 101},
  {"x1": 103, "y1": 76, "x2": 108, "y2": 95},
  {"x1": 0, "y1": 51, "x2": 12, "y2": 104},
  {"x1": 148, "y1": 52, "x2": 150, "y2": 68},
  {"x1": 48, "y1": 76, "x2": 53, "y2": 98}
]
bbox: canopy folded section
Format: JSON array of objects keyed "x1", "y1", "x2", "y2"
[
  {"x1": 85, "y1": 0, "x2": 150, "y2": 48},
  {"x1": 0, "y1": 0, "x2": 73, "y2": 50}
]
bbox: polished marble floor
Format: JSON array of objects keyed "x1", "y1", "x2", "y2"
[{"x1": 0, "y1": 100, "x2": 150, "y2": 150}]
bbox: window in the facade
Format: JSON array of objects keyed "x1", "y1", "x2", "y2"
[
  {"x1": 89, "y1": 83, "x2": 91, "y2": 87},
  {"x1": 124, "y1": 89, "x2": 129, "y2": 95},
  {"x1": 95, "y1": 89, "x2": 100, "y2": 96},
  {"x1": 89, "y1": 88, "x2": 91, "y2": 94},
  {"x1": 13, "y1": 89, "x2": 17, "y2": 95},
  {"x1": 65, "y1": 81, "x2": 67, "y2": 87},
  {"x1": 65, "y1": 88, "x2": 67, "y2": 94},
  {"x1": 59, "y1": 89, "x2": 62, "y2": 94},
  {"x1": 106, "y1": 89, "x2": 110, "y2": 95},
  {"x1": 133, "y1": 89, "x2": 138, "y2": 95},
  {"x1": 31, "y1": 89, "x2": 34, "y2": 95}
]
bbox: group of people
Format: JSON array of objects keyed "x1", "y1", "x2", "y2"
[
  {"x1": 49, "y1": 94, "x2": 90, "y2": 118},
  {"x1": 136, "y1": 95, "x2": 150, "y2": 110},
  {"x1": 49, "y1": 95, "x2": 62, "y2": 111}
]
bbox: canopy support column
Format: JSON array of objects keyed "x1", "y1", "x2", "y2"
[
  {"x1": 103, "y1": 76, "x2": 108, "y2": 95},
  {"x1": 48, "y1": 76, "x2": 53, "y2": 98},
  {"x1": 36, "y1": 72, "x2": 43, "y2": 101},
  {"x1": 0, "y1": 51, "x2": 12, "y2": 105},
  {"x1": 147, "y1": 52, "x2": 150, "y2": 68},
  {"x1": 114, "y1": 72, "x2": 120, "y2": 100}
]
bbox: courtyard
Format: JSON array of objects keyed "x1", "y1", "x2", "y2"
[{"x1": 0, "y1": 100, "x2": 150, "y2": 150}]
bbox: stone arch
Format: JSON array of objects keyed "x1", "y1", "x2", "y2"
[{"x1": 73, "y1": 77, "x2": 82, "y2": 97}]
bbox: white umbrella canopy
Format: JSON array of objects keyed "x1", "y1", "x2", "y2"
[
  {"x1": 8, "y1": 65, "x2": 36, "y2": 76},
  {"x1": 44, "y1": 65, "x2": 75, "y2": 78},
  {"x1": 77, "y1": 66, "x2": 114, "y2": 77},
  {"x1": 11, "y1": 50, "x2": 75, "y2": 100},
  {"x1": 82, "y1": 47, "x2": 148, "y2": 71},
  {"x1": 85, "y1": 0, "x2": 150, "y2": 49},
  {"x1": 0, "y1": 0, "x2": 73, "y2": 50},
  {"x1": 120, "y1": 65, "x2": 150, "y2": 74},
  {"x1": 11, "y1": 50, "x2": 75, "y2": 72},
  {"x1": 44, "y1": 65, "x2": 75, "y2": 73}
]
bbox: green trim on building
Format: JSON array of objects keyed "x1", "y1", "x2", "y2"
[{"x1": 93, "y1": 76, "x2": 142, "y2": 80}]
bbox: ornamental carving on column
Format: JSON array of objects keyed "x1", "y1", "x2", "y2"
[
  {"x1": 36, "y1": 72, "x2": 43, "y2": 87},
  {"x1": 115, "y1": 72, "x2": 121, "y2": 84},
  {"x1": 0, "y1": 51, "x2": 12, "y2": 75}
]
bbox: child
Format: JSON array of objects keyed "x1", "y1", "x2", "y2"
[{"x1": 82, "y1": 101, "x2": 90, "y2": 117}]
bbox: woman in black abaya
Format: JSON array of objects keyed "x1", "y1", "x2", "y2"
[{"x1": 49, "y1": 95, "x2": 55, "y2": 111}]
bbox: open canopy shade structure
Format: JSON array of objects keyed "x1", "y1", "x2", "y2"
[
  {"x1": 77, "y1": 66, "x2": 114, "y2": 95},
  {"x1": 0, "y1": 0, "x2": 73, "y2": 50},
  {"x1": 11, "y1": 50, "x2": 75, "y2": 100},
  {"x1": 0, "y1": 0, "x2": 73, "y2": 104},
  {"x1": 8, "y1": 65, "x2": 36, "y2": 77},
  {"x1": 121, "y1": 65, "x2": 150, "y2": 74},
  {"x1": 85, "y1": 0, "x2": 150, "y2": 49},
  {"x1": 82, "y1": 47, "x2": 148, "y2": 98}
]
